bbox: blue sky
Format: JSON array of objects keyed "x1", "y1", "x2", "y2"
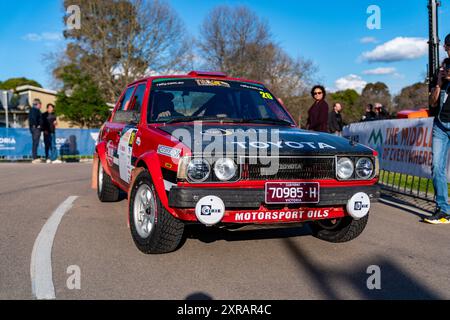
[{"x1": 0, "y1": 0, "x2": 449, "y2": 95}]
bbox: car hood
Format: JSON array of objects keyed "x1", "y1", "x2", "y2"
[{"x1": 158, "y1": 123, "x2": 373, "y2": 156}]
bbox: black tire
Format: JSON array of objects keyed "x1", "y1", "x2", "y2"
[
  {"x1": 97, "y1": 161, "x2": 120, "y2": 202},
  {"x1": 309, "y1": 214, "x2": 369, "y2": 243},
  {"x1": 129, "y1": 170, "x2": 184, "y2": 254}
]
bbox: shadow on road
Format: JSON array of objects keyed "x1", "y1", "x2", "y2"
[
  {"x1": 0, "y1": 177, "x2": 90, "y2": 196},
  {"x1": 185, "y1": 292, "x2": 214, "y2": 300},
  {"x1": 378, "y1": 196, "x2": 441, "y2": 224},
  {"x1": 283, "y1": 238, "x2": 441, "y2": 300},
  {"x1": 185, "y1": 224, "x2": 311, "y2": 243},
  {"x1": 380, "y1": 191, "x2": 434, "y2": 219}
]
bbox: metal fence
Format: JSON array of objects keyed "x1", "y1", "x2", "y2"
[{"x1": 378, "y1": 170, "x2": 435, "y2": 202}]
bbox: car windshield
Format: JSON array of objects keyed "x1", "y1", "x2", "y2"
[{"x1": 147, "y1": 78, "x2": 294, "y2": 125}]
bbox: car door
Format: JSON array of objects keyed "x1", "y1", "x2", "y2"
[
  {"x1": 115, "y1": 82, "x2": 147, "y2": 186},
  {"x1": 107, "y1": 85, "x2": 136, "y2": 183}
]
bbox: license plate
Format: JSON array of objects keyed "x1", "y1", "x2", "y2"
[{"x1": 265, "y1": 182, "x2": 320, "y2": 204}]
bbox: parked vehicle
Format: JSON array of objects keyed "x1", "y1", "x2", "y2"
[{"x1": 93, "y1": 71, "x2": 380, "y2": 253}]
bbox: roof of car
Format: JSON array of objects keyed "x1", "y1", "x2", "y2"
[{"x1": 128, "y1": 71, "x2": 265, "y2": 87}]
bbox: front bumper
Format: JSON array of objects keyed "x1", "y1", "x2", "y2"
[{"x1": 168, "y1": 184, "x2": 380, "y2": 209}]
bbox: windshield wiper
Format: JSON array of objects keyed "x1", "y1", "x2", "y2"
[
  {"x1": 249, "y1": 118, "x2": 293, "y2": 126},
  {"x1": 165, "y1": 116, "x2": 245, "y2": 124}
]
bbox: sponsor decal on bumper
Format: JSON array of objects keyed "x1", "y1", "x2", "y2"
[
  {"x1": 172, "y1": 207, "x2": 346, "y2": 223},
  {"x1": 233, "y1": 208, "x2": 341, "y2": 223}
]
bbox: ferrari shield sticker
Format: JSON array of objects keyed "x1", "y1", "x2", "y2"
[{"x1": 118, "y1": 128, "x2": 137, "y2": 183}]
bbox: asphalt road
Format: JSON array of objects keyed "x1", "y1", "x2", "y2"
[{"x1": 0, "y1": 162, "x2": 449, "y2": 300}]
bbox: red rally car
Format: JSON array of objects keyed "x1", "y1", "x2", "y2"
[{"x1": 92, "y1": 71, "x2": 380, "y2": 254}]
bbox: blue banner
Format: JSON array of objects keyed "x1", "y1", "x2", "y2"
[{"x1": 0, "y1": 128, "x2": 99, "y2": 159}]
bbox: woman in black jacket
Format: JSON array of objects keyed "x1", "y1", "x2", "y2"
[{"x1": 306, "y1": 85, "x2": 329, "y2": 132}]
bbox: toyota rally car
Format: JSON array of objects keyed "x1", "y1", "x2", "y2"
[{"x1": 92, "y1": 71, "x2": 380, "y2": 254}]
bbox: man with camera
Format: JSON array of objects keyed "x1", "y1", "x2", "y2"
[{"x1": 425, "y1": 33, "x2": 450, "y2": 224}]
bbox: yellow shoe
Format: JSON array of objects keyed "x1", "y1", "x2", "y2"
[{"x1": 424, "y1": 212, "x2": 450, "y2": 224}]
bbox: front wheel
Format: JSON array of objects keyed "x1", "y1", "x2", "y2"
[
  {"x1": 129, "y1": 170, "x2": 184, "y2": 254},
  {"x1": 309, "y1": 214, "x2": 369, "y2": 243}
]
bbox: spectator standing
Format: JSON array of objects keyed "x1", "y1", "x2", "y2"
[
  {"x1": 361, "y1": 104, "x2": 376, "y2": 121},
  {"x1": 374, "y1": 103, "x2": 389, "y2": 120},
  {"x1": 306, "y1": 85, "x2": 329, "y2": 132},
  {"x1": 425, "y1": 33, "x2": 450, "y2": 225},
  {"x1": 42, "y1": 103, "x2": 62, "y2": 164},
  {"x1": 28, "y1": 99, "x2": 42, "y2": 163},
  {"x1": 328, "y1": 103, "x2": 344, "y2": 136}
]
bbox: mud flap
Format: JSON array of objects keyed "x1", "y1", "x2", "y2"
[{"x1": 91, "y1": 154, "x2": 99, "y2": 190}]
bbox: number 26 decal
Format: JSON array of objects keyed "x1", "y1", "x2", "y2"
[{"x1": 259, "y1": 91, "x2": 273, "y2": 100}]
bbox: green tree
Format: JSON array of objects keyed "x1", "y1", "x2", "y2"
[
  {"x1": 282, "y1": 94, "x2": 313, "y2": 128},
  {"x1": 0, "y1": 77, "x2": 42, "y2": 90},
  {"x1": 198, "y1": 5, "x2": 315, "y2": 101},
  {"x1": 54, "y1": 0, "x2": 192, "y2": 103},
  {"x1": 329, "y1": 89, "x2": 361, "y2": 124},
  {"x1": 55, "y1": 65, "x2": 110, "y2": 128},
  {"x1": 393, "y1": 82, "x2": 428, "y2": 111},
  {"x1": 359, "y1": 82, "x2": 392, "y2": 112}
]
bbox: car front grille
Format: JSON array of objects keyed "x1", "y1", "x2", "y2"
[{"x1": 240, "y1": 156, "x2": 336, "y2": 180}]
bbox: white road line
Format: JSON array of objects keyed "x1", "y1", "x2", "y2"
[{"x1": 30, "y1": 196, "x2": 78, "y2": 300}]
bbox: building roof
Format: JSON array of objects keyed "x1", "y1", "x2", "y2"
[{"x1": 15, "y1": 85, "x2": 57, "y2": 96}]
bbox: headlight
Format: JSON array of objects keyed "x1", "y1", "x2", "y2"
[
  {"x1": 356, "y1": 157, "x2": 374, "y2": 179},
  {"x1": 187, "y1": 158, "x2": 210, "y2": 182},
  {"x1": 214, "y1": 158, "x2": 237, "y2": 181},
  {"x1": 337, "y1": 157, "x2": 354, "y2": 180}
]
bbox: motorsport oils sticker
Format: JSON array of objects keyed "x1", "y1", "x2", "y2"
[{"x1": 232, "y1": 208, "x2": 344, "y2": 223}]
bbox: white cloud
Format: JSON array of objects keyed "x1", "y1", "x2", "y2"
[
  {"x1": 22, "y1": 32, "x2": 63, "y2": 42},
  {"x1": 362, "y1": 67, "x2": 396, "y2": 75},
  {"x1": 361, "y1": 37, "x2": 428, "y2": 62},
  {"x1": 392, "y1": 72, "x2": 405, "y2": 79},
  {"x1": 145, "y1": 69, "x2": 186, "y2": 76},
  {"x1": 41, "y1": 32, "x2": 63, "y2": 41},
  {"x1": 360, "y1": 37, "x2": 378, "y2": 44},
  {"x1": 335, "y1": 74, "x2": 367, "y2": 93},
  {"x1": 23, "y1": 33, "x2": 42, "y2": 41},
  {"x1": 325, "y1": 87, "x2": 336, "y2": 94}
]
